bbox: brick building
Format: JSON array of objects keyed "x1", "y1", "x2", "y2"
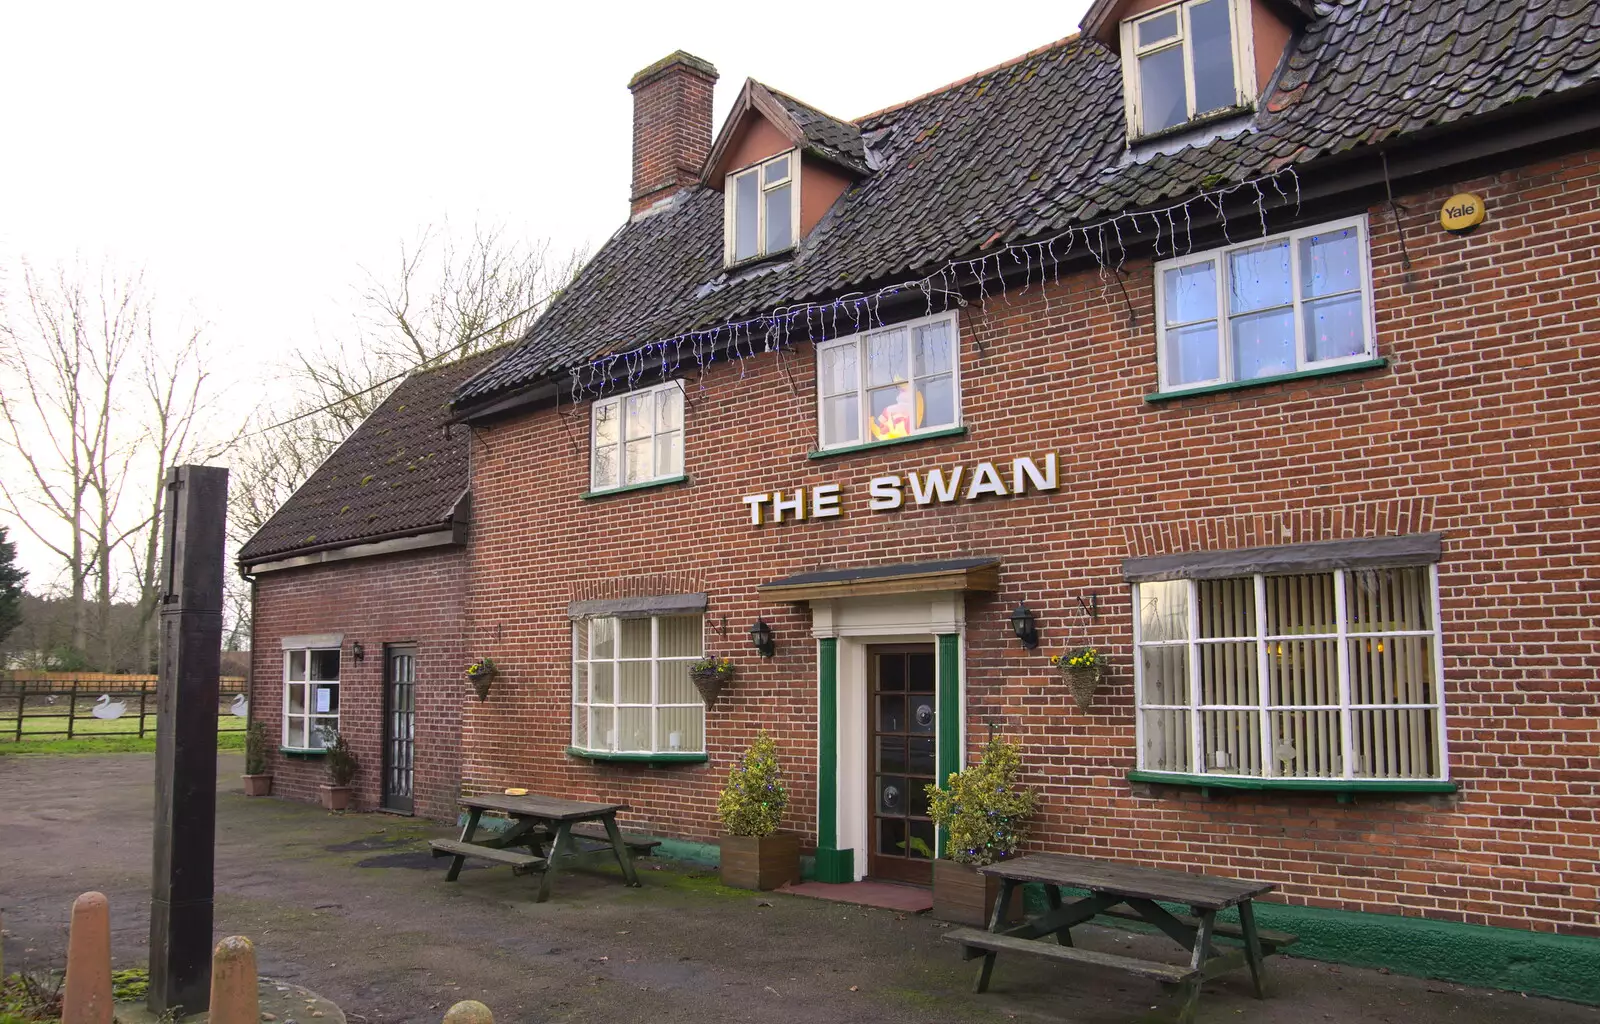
[
  {"x1": 248, "y1": 0, "x2": 1600, "y2": 1002},
  {"x1": 240, "y1": 352, "x2": 491, "y2": 820}
]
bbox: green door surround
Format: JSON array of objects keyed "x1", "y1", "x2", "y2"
[
  {"x1": 935, "y1": 633, "x2": 961, "y2": 860},
  {"x1": 813, "y1": 637, "x2": 854, "y2": 882}
]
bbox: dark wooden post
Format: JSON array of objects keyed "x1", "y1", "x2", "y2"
[{"x1": 148, "y1": 465, "x2": 228, "y2": 1016}]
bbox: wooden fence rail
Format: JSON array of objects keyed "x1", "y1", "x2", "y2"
[{"x1": 0, "y1": 679, "x2": 250, "y2": 743}]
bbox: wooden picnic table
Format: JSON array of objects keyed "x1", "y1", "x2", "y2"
[
  {"x1": 943, "y1": 852, "x2": 1297, "y2": 1023},
  {"x1": 429, "y1": 793, "x2": 656, "y2": 903}
]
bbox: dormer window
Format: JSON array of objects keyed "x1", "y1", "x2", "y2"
[
  {"x1": 1121, "y1": 0, "x2": 1255, "y2": 138},
  {"x1": 725, "y1": 151, "x2": 798, "y2": 264}
]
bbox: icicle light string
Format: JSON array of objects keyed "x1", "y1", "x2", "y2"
[{"x1": 567, "y1": 166, "x2": 1300, "y2": 402}]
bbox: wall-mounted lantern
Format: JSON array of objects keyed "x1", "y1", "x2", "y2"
[
  {"x1": 749, "y1": 618, "x2": 776, "y2": 658},
  {"x1": 1009, "y1": 603, "x2": 1038, "y2": 649},
  {"x1": 351, "y1": 641, "x2": 366, "y2": 662}
]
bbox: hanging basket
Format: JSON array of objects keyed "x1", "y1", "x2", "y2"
[
  {"x1": 1063, "y1": 665, "x2": 1103, "y2": 714},
  {"x1": 690, "y1": 665, "x2": 735, "y2": 707},
  {"x1": 466, "y1": 659, "x2": 497, "y2": 702}
]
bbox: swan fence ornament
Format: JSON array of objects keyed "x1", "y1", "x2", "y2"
[{"x1": 0, "y1": 675, "x2": 250, "y2": 743}]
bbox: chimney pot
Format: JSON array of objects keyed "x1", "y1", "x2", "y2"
[{"x1": 628, "y1": 50, "x2": 718, "y2": 216}]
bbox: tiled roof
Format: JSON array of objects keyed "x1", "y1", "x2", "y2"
[
  {"x1": 456, "y1": 0, "x2": 1600, "y2": 407},
  {"x1": 240, "y1": 349, "x2": 500, "y2": 564},
  {"x1": 760, "y1": 84, "x2": 869, "y2": 173}
]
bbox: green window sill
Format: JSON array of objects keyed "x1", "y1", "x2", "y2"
[
  {"x1": 280, "y1": 747, "x2": 328, "y2": 759},
  {"x1": 1145, "y1": 358, "x2": 1389, "y2": 403},
  {"x1": 566, "y1": 746, "x2": 708, "y2": 767},
  {"x1": 582, "y1": 474, "x2": 688, "y2": 500},
  {"x1": 1127, "y1": 769, "x2": 1456, "y2": 802},
  {"x1": 808, "y1": 424, "x2": 967, "y2": 460}
]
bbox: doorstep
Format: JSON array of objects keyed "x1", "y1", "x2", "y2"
[{"x1": 778, "y1": 879, "x2": 933, "y2": 913}]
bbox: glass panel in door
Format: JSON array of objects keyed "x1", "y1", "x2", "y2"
[
  {"x1": 382, "y1": 646, "x2": 416, "y2": 813},
  {"x1": 869, "y1": 646, "x2": 937, "y2": 885}
]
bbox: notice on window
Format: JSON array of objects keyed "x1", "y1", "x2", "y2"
[{"x1": 315, "y1": 687, "x2": 332, "y2": 713}]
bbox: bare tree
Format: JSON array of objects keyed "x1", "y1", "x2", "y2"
[{"x1": 0, "y1": 263, "x2": 144, "y2": 664}]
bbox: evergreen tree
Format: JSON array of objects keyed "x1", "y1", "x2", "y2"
[{"x1": 0, "y1": 526, "x2": 25, "y2": 647}]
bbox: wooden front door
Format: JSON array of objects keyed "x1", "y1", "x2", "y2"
[
  {"x1": 381, "y1": 645, "x2": 416, "y2": 814},
  {"x1": 868, "y1": 645, "x2": 938, "y2": 885}
]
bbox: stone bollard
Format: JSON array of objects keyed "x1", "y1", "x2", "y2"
[
  {"x1": 443, "y1": 999, "x2": 494, "y2": 1023},
  {"x1": 208, "y1": 935, "x2": 260, "y2": 1024},
  {"x1": 61, "y1": 892, "x2": 114, "y2": 1024}
]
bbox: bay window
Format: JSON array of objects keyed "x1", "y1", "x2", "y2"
[
  {"x1": 1155, "y1": 216, "x2": 1375, "y2": 393},
  {"x1": 590, "y1": 380, "x2": 683, "y2": 492},
  {"x1": 816, "y1": 311, "x2": 960, "y2": 451},
  {"x1": 572, "y1": 614, "x2": 705, "y2": 755},
  {"x1": 1132, "y1": 550, "x2": 1447, "y2": 782}
]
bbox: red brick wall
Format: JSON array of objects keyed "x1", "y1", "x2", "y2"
[
  {"x1": 462, "y1": 150, "x2": 1600, "y2": 934},
  {"x1": 249, "y1": 547, "x2": 467, "y2": 821}
]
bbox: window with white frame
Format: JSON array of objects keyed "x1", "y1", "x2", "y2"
[
  {"x1": 816, "y1": 311, "x2": 960, "y2": 451},
  {"x1": 283, "y1": 648, "x2": 340, "y2": 749},
  {"x1": 590, "y1": 381, "x2": 684, "y2": 491},
  {"x1": 1121, "y1": 0, "x2": 1255, "y2": 138},
  {"x1": 726, "y1": 150, "x2": 798, "y2": 264},
  {"x1": 1134, "y1": 565, "x2": 1446, "y2": 781},
  {"x1": 1155, "y1": 217, "x2": 1374, "y2": 393},
  {"x1": 572, "y1": 615, "x2": 705, "y2": 755}
]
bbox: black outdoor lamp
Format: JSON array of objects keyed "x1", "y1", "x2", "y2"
[
  {"x1": 351, "y1": 641, "x2": 366, "y2": 662},
  {"x1": 1009, "y1": 603, "x2": 1039, "y2": 649},
  {"x1": 749, "y1": 617, "x2": 776, "y2": 658}
]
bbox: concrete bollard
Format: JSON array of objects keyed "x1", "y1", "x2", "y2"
[
  {"x1": 443, "y1": 999, "x2": 494, "y2": 1023},
  {"x1": 60, "y1": 892, "x2": 114, "y2": 1024},
  {"x1": 207, "y1": 935, "x2": 260, "y2": 1024}
]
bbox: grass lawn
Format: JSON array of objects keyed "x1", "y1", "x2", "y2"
[{"x1": 0, "y1": 716, "x2": 245, "y2": 756}]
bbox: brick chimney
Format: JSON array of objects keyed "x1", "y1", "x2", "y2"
[{"x1": 627, "y1": 51, "x2": 718, "y2": 216}]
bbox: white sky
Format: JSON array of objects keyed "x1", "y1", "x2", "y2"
[{"x1": 0, "y1": 0, "x2": 1092, "y2": 586}]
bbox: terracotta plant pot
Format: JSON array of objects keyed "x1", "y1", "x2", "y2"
[
  {"x1": 242, "y1": 774, "x2": 273, "y2": 797},
  {"x1": 932, "y1": 858, "x2": 1025, "y2": 927},
  {"x1": 319, "y1": 784, "x2": 352, "y2": 811},
  {"x1": 719, "y1": 831, "x2": 801, "y2": 890}
]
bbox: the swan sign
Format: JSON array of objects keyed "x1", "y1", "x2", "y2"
[{"x1": 740, "y1": 453, "x2": 1058, "y2": 526}]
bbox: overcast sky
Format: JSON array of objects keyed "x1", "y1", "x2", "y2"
[{"x1": 0, "y1": 0, "x2": 1092, "y2": 586}]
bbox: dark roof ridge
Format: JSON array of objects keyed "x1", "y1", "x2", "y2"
[{"x1": 853, "y1": 32, "x2": 1081, "y2": 123}]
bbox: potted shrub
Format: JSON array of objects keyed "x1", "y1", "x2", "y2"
[
  {"x1": 716, "y1": 731, "x2": 800, "y2": 890},
  {"x1": 242, "y1": 720, "x2": 273, "y2": 796},
  {"x1": 319, "y1": 727, "x2": 358, "y2": 811},
  {"x1": 688, "y1": 655, "x2": 735, "y2": 707},
  {"x1": 925, "y1": 735, "x2": 1037, "y2": 926},
  {"x1": 1053, "y1": 646, "x2": 1108, "y2": 713},
  {"x1": 466, "y1": 658, "x2": 497, "y2": 701}
]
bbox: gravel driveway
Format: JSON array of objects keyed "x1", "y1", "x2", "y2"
[{"x1": 2, "y1": 753, "x2": 1595, "y2": 1024}]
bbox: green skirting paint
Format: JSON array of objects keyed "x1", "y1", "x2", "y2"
[{"x1": 1021, "y1": 884, "x2": 1600, "y2": 1005}]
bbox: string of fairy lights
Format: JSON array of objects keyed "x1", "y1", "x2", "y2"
[{"x1": 568, "y1": 166, "x2": 1302, "y2": 403}]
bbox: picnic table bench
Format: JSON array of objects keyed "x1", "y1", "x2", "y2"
[
  {"x1": 429, "y1": 793, "x2": 654, "y2": 902},
  {"x1": 943, "y1": 852, "x2": 1297, "y2": 1023}
]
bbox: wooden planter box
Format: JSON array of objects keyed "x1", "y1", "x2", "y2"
[
  {"x1": 719, "y1": 831, "x2": 801, "y2": 890},
  {"x1": 319, "y1": 784, "x2": 352, "y2": 811},
  {"x1": 932, "y1": 859, "x2": 1024, "y2": 927},
  {"x1": 242, "y1": 774, "x2": 273, "y2": 797}
]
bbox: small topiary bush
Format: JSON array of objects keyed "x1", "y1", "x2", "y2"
[
  {"x1": 320, "y1": 727, "x2": 359, "y2": 787},
  {"x1": 717, "y1": 731, "x2": 788, "y2": 837},
  {"x1": 244, "y1": 720, "x2": 269, "y2": 776},
  {"x1": 925, "y1": 735, "x2": 1037, "y2": 866}
]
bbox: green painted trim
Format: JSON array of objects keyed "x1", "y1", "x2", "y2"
[
  {"x1": 279, "y1": 747, "x2": 327, "y2": 759},
  {"x1": 1144, "y1": 358, "x2": 1388, "y2": 403},
  {"x1": 817, "y1": 638, "x2": 839, "y2": 851},
  {"x1": 1038, "y1": 884, "x2": 1600, "y2": 1004},
  {"x1": 807, "y1": 425, "x2": 967, "y2": 460},
  {"x1": 935, "y1": 633, "x2": 961, "y2": 858},
  {"x1": 581, "y1": 474, "x2": 688, "y2": 500},
  {"x1": 565, "y1": 746, "x2": 708, "y2": 766},
  {"x1": 1126, "y1": 769, "x2": 1457, "y2": 795},
  {"x1": 813, "y1": 847, "x2": 855, "y2": 884}
]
